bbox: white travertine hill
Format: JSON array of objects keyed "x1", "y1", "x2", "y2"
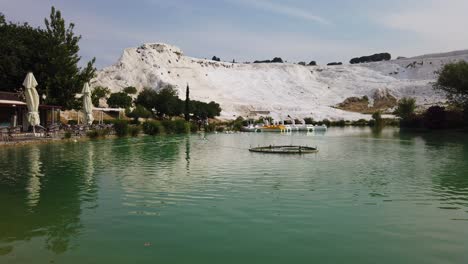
[{"x1": 93, "y1": 43, "x2": 468, "y2": 120}]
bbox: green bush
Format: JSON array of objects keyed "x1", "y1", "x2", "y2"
[
  {"x1": 68, "y1": 120, "x2": 78, "y2": 125},
  {"x1": 86, "y1": 130, "x2": 100, "y2": 139},
  {"x1": 320, "y1": 119, "x2": 331, "y2": 127},
  {"x1": 174, "y1": 120, "x2": 188, "y2": 134},
  {"x1": 107, "y1": 92, "x2": 133, "y2": 108},
  {"x1": 143, "y1": 120, "x2": 164, "y2": 135},
  {"x1": 394, "y1": 98, "x2": 416, "y2": 120},
  {"x1": 64, "y1": 131, "x2": 72, "y2": 139},
  {"x1": 161, "y1": 120, "x2": 176, "y2": 134},
  {"x1": 216, "y1": 126, "x2": 225, "y2": 132},
  {"x1": 304, "y1": 117, "x2": 314, "y2": 124},
  {"x1": 204, "y1": 123, "x2": 216, "y2": 132},
  {"x1": 113, "y1": 120, "x2": 129, "y2": 137},
  {"x1": 189, "y1": 122, "x2": 198, "y2": 133},
  {"x1": 129, "y1": 126, "x2": 141, "y2": 137},
  {"x1": 230, "y1": 117, "x2": 244, "y2": 131}
]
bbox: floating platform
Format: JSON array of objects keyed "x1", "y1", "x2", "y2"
[{"x1": 249, "y1": 145, "x2": 318, "y2": 154}]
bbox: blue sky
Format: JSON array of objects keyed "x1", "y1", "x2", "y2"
[{"x1": 2, "y1": 0, "x2": 467, "y2": 68}]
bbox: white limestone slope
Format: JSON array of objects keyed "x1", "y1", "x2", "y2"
[{"x1": 93, "y1": 43, "x2": 468, "y2": 120}]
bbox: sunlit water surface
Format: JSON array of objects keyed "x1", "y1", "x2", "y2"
[{"x1": 1, "y1": 128, "x2": 468, "y2": 263}]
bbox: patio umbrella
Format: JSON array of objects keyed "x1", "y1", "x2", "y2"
[
  {"x1": 23, "y1": 72, "x2": 40, "y2": 132},
  {"x1": 82, "y1": 82, "x2": 94, "y2": 125}
]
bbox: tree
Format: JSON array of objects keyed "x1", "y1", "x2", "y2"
[
  {"x1": 107, "y1": 92, "x2": 132, "y2": 108},
  {"x1": 123, "y1": 86, "x2": 137, "y2": 95},
  {"x1": 0, "y1": 13, "x2": 5, "y2": 26},
  {"x1": 434, "y1": 61, "x2": 468, "y2": 109},
  {"x1": 394, "y1": 97, "x2": 416, "y2": 120},
  {"x1": 134, "y1": 88, "x2": 157, "y2": 111},
  {"x1": 0, "y1": 7, "x2": 96, "y2": 108},
  {"x1": 154, "y1": 85, "x2": 183, "y2": 117},
  {"x1": 127, "y1": 105, "x2": 152, "y2": 121},
  {"x1": 91, "y1": 86, "x2": 110, "y2": 107},
  {"x1": 42, "y1": 6, "x2": 96, "y2": 108},
  {"x1": 185, "y1": 84, "x2": 190, "y2": 121},
  {"x1": 0, "y1": 17, "x2": 48, "y2": 92}
]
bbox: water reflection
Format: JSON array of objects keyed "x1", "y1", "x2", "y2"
[
  {"x1": 26, "y1": 145, "x2": 43, "y2": 208},
  {"x1": 0, "y1": 130, "x2": 468, "y2": 262},
  {"x1": 0, "y1": 142, "x2": 98, "y2": 256}
]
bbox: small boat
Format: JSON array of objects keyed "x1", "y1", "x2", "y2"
[
  {"x1": 261, "y1": 125, "x2": 287, "y2": 132},
  {"x1": 249, "y1": 145, "x2": 318, "y2": 154}
]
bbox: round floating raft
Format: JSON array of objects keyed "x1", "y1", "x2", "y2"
[{"x1": 249, "y1": 145, "x2": 318, "y2": 154}]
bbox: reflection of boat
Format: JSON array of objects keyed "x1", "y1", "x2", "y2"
[{"x1": 249, "y1": 145, "x2": 318, "y2": 154}]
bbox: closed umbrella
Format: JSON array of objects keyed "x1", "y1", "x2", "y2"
[
  {"x1": 82, "y1": 82, "x2": 94, "y2": 125},
  {"x1": 23, "y1": 72, "x2": 40, "y2": 133}
]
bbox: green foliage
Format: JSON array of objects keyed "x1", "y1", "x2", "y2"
[
  {"x1": 135, "y1": 85, "x2": 221, "y2": 119},
  {"x1": 394, "y1": 97, "x2": 416, "y2": 120},
  {"x1": 204, "y1": 123, "x2": 216, "y2": 132},
  {"x1": 174, "y1": 120, "x2": 188, "y2": 134},
  {"x1": 191, "y1": 101, "x2": 221, "y2": 119},
  {"x1": 304, "y1": 117, "x2": 314, "y2": 125},
  {"x1": 320, "y1": 119, "x2": 331, "y2": 127},
  {"x1": 67, "y1": 120, "x2": 77, "y2": 125},
  {"x1": 64, "y1": 131, "x2": 72, "y2": 139},
  {"x1": 91, "y1": 86, "x2": 110, "y2": 107},
  {"x1": 107, "y1": 92, "x2": 132, "y2": 108},
  {"x1": 123, "y1": 86, "x2": 137, "y2": 95},
  {"x1": 189, "y1": 122, "x2": 198, "y2": 133},
  {"x1": 129, "y1": 126, "x2": 141, "y2": 137},
  {"x1": 127, "y1": 105, "x2": 152, "y2": 120},
  {"x1": 161, "y1": 120, "x2": 176, "y2": 133},
  {"x1": 135, "y1": 86, "x2": 182, "y2": 117},
  {"x1": 86, "y1": 128, "x2": 110, "y2": 139},
  {"x1": 0, "y1": 7, "x2": 96, "y2": 109},
  {"x1": 86, "y1": 130, "x2": 100, "y2": 139},
  {"x1": 0, "y1": 13, "x2": 5, "y2": 26},
  {"x1": 434, "y1": 61, "x2": 468, "y2": 108},
  {"x1": 230, "y1": 116, "x2": 244, "y2": 131},
  {"x1": 334, "y1": 120, "x2": 346, "y2": 127},
  {"x1": 113, "y1": 120, "x2": 129, "y2": 137},
  {"x1": 142, "y1": 120, "x2": 164, "y2": 135}
]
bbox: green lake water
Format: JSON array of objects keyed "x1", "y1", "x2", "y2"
[{"x1": 1, "y1": 127, "x2": 468, "y2": 263}]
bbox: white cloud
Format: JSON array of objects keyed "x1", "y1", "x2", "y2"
[
  {"x1": 380, "y1": 0, "x2": 468, "y2": 53},
  {"x1": 227, "y1": 0, "x2": 330, "y2": 25}
]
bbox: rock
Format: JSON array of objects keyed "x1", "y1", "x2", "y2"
[
  {"x1": 327, "y1": 62, "x2": 343, "y2": 66},
  {"x1": 308, "y1": 61, "x2": 317, "y2": 66}
]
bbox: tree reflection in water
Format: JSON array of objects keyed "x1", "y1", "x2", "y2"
[{"x1": 0, "y1": 142, "x2": 98, "y2": 255}]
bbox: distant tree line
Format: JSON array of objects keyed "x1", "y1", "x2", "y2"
[
  {"x1": 254, "y1": 57, "x2": 284, "y2": 63},
  {"x1": 327, "y1": 62, "x2": 343, "y2": 66},
  {"x1": 132, "y1": 85, "x2": 221, "y2": 120},
  {"x1": 0, "y1": 8, "x2": 95, "y2": 109},
  {"x1": 350, "y1": 53, "x2": 391, "y2": 64}
]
